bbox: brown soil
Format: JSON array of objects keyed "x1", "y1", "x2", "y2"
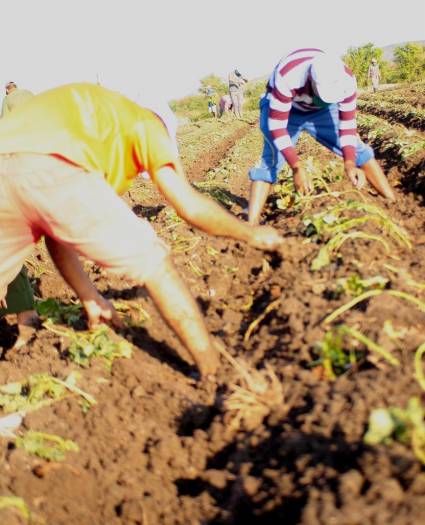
[{"x1": 1, "y1": 112, "x2": 425, "y2": 524}]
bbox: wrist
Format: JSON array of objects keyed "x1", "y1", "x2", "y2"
[{"x1": 77, "y1": 283, "x2": 101, "y2": 304}]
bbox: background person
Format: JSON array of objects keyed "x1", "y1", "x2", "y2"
[
  {"x1": 368, "y1": 58, "x2": 381, "y2": 93},
  {"x1": 228, "y1": 69, "x2": 247, "y2": 119},
  {"x1": 0, "y1": 83, "x2": 283, "y2": 376},
  {"x1": 205, "y1": 85, "x2": 217, "y2": 118},
  {"x1": 248, "y1": 48, "x2": 395, "y2": 225},
  {"x1": 218, "y1": 94, "x2": 233, "y2": 118}
]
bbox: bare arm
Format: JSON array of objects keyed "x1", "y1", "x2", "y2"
[
  {"x1": 155, "y1": 165, "x2": 283, "y2": 250},
  {"x1": 45, "y1": 237, "x2": 121, "y2": 327},
  {"x1": 144, "y1": 256, "x2": 219, "y2": 377}
]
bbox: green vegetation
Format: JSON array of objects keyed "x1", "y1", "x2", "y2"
[
  {"x1": 314, "y1": 324, "x2": 399, "y2": 379},
  {"x1": 16, "y1": 431, "x2": 79, "y2": 461},
  {"x1": 364, "y1": 397, "x2": 425, "y2": 464},
  {"x1": 45, "y1": 324, "x2": 132, "y2": 369},
  {"x1": 0, "y1": 372, "x2": 96, "y2": 413},
  {"x1": 36, "y1": 298, "x2": 83, "y2": 326},
  {"x1": 344, "y1": 42, "x2": 425, "y2": 86},
  {"x1": 303, "y1": 199, "x2": 411, "y2": 270},
  {"x1": 344, "y1": 43, "x2": 387, "y2": 86},
  {"x1": 393, "y1": 43, "x2": 425, "y2": 82}
]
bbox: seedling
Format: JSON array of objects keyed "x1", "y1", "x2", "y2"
[
  {"x1": 45, "y1": 323, "x2": 132, "y2": 369},
  {"x1": 36, "y1": 298, "x2": 83, "y2": 326},
  {"x1": 304, "y1": 200, "x2": 411, "y2": 270},
  {"x1": 16, "y1": 431, "x2": 79, "y2": 461},
  {"x1": 364, "y1": 397, "x2": 425, "y2": 464},
  {"x1": 313, "y1": 327, "x2": 358, "y2": 379},
  {"x1": 313, "y1": 324, "x2": 399, "y2": 379},
  {"x1": 336, "y1": 274, "x2": 388, "y2": 297},
  {"x1": 0, "y1": 372, "x2": 96, "y2": 414}
]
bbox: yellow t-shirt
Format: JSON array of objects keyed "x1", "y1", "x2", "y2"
[{"x1": 0, "y1": 83, "x2": 179, "y2": 195}]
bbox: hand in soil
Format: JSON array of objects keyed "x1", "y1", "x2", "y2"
[
  {"x1": 345, "y1": 165, "x2": 366, "y2": 190},
  {"x1": 82, "y1": 294, "x2": 123, "y2": 329},
  {"x1": 293, "y1": 166, "x2": 314, "y2": 194},
  {"x1": 248, "y1": 225, "x2": 284, "y2": 251},
  {"x1": 195, "y1": 342, "x2": 220, "y2": 379}
]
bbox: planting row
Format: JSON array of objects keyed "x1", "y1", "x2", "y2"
[{"x1": 358, "y1": 99, "x2": 425, "y2": 130}]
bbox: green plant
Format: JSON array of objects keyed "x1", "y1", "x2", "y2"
[
  {"x1": 0, "y1": 372, "x2": 96, "y2": 414},
  {"x1": 45, "y1": 324, "x2": 132, "y2": 369},
  {"x1": 16, "y1": 431, "x2": 79, "y2": 461},
  {"x1": 304, "y1": 199, "x2": 411, "y2": 270},
  {"x1": 313, "y1": 327, "x2": 357, "y2": 379},
  {"x1": 336, "y1": 274, "x2": 388, "y2": 297},
  {"x1": 364, "y1": 397, "x2": 425, "y2": 464},
  {"x1": 314, "y1": 324, "x2": 399, "y2": 379},
  {"x1": 36, "y1": 298, "x2": 82, "y2": 326}
]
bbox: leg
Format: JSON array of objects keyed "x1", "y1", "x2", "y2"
[
  {"x1": 305, "y1": 106, "x2": 395, "y2": 199},
  {"x1": 238, "y1": 92, "x2": 244, "y2": 118},
  {"x1": 248, "y1": 100, "x2": 303, "y2": 224},
  {"x1": 248, "y1": 181, "x2": 272, "y2": 225},
  {"x1": 361, "y1": 158, "x2": 396, "y2": 200},
  {"x1": 230, "y1": 91, "x2": 238, "y2": 118}
]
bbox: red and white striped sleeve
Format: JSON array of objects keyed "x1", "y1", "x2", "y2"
[
  {"x1": 338, "y1": 69, "x2": 358, "y2": 163},
  {"x1": 268, "y1": 74, "x2": 299, "y2": 168},
  {"x1": 267, "y1": 50, "x2": 322, "y2": 168}
]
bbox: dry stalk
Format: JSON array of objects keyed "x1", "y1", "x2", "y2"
[
  {"x1": 244, "y1": 298, "x2": 281, "y2": 344},
  {"x1": 217, "y1": 345, "x2": 286, "y2": 432}
]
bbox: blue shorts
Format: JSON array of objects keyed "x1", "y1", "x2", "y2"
[{"x1": 249, "y1": 97, "x2": 374, "y2": 184}]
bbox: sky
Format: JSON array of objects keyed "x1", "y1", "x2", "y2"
[{"x1": 1, "y1": 0, "x2": 424, "y2": 103}]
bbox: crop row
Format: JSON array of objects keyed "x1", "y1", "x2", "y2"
[
  {"x1": 358, "y1": 99, "x2": 425, "y2": 130},
  {"x1": 357, "y1": 113, "x2": 425, "y2": 169}
]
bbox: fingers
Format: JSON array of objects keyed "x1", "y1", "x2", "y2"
[
  {"x1": 0, "y1": 298, "x2": 7, "y2": 309},
  {"x1": 83, "y1": 297, "x2": 123, "y2": 330},
  {"x1": 356, "y1": 170, "x2": 366, "y2": 190}
]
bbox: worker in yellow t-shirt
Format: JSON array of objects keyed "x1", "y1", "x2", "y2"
[{"x1": 0, "y1": 83, "x2": 283, "y2": 377}]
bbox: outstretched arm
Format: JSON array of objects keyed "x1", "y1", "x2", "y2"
[
  {"x1": 144, "y1": 255, "x2": 220, "y2": 377},
  {"x1": 45, "y1": 237, "x2": 121, "y2": 328},
  {"x1": 154, "y1": 165, "x2": 283, "y2": 250}
]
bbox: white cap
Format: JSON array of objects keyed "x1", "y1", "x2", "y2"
[{"x1": 311, "y1": 54, "x2": 355, "y2": 103}]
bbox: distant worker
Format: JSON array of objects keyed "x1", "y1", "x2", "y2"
[
  {"x1": 1, "y1": 81, "x2": 34, "y2": 118},
  {"x1": 0, "y1": 83, "x2": 283, "y2": 377},
  {"x1": 228, "y1": 69, "x2": 247, "y2": 119},
  {"x1": 205, "y1": 85, "x2": 217, "y2": 118},
  {"x1": 0, "y1": 82, "x2": 37, "y2": 344},
  {"x1": 218, "y1": 94, "x2": 232, "y2": 118},
  {"x1": 248, "y1": 48, "x2": 396, "y2": 225},
  {"x1": 368, "y1": 58, "x2": 381, "y2": 93}
]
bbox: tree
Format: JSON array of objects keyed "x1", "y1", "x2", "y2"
[
  {"x1": 343, "y1": 43, "x2": 387, "y2": 87},
  {"x1": 393, "y1": 43, "x2": 425, "y2": 81},
  {"x1": 198, "y1": 74, "x2": 227, "y2": 96}
]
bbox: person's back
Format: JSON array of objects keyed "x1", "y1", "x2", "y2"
[{"x1": 0, "y1": 82, "x2": 174, "y2": 195}]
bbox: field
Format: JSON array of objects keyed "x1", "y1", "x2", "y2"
[{"x1": 1, "y1": 83, "x2": 425, "y2": 524}]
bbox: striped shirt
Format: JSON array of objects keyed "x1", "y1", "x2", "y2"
[{"x1": 266, "y1": 48, "x2": 357, "y2": 167}]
